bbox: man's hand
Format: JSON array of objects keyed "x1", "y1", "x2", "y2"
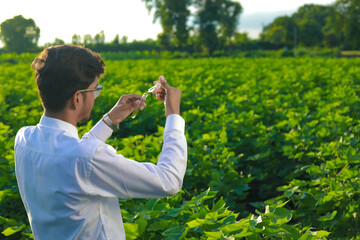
[
  {"x1": 108, "y1": 94, "x2": 146, "y2": 125},
  {"x1": 152, "y1": 76, "x2": 181, "y2": 117}
]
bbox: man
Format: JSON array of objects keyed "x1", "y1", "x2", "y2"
[{"x1": 14, "y1": 45, "x2": 187, "y2": 239}]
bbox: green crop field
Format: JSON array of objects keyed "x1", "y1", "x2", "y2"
[{"x1": 0, "y1": 54, "x2": 360, "y2": 239}]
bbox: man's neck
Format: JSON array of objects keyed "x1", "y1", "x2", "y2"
[{"x1": 44, "y1": 110, "x2": 78, "y2": 127}]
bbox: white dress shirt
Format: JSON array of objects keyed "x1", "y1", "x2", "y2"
[{"x1": 14, "y1": 114, "x2": 187, "y2": 240}]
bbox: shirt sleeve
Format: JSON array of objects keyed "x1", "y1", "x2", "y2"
[
  {"x1": 82, "y1": 119, "x2": 113, "y2": 142},
  {"x1": 86, "y1": 114, "x2": 187, "y2": 198}
]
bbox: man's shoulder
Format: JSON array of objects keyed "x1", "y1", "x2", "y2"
[
  {"x1": 16, "y1": 125, "x2": 36, "y2": 134},
  {"x1": 14, "y1": 125, "x2": 103, "y2": 159},
  {"x1": 78, "y1": 137, "x2": 110, "y2": 157},
  {"x1": 15, "y1": 126, "x2": 36, "y2": 144},
  {"x1": 78, "y1": 137, "x2": 104, "y2": 149}
]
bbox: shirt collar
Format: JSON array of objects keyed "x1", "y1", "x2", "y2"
[{"x1": 39, "y1": 115, "x2": 79, "y2": 139}]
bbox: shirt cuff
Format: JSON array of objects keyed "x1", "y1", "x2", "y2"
[
  {"x1": 90, "y1": 119, "x2": 113, "y2": 142},
  {"x1": 164, "y1": 114, "x2": 185, "y2": 134}
]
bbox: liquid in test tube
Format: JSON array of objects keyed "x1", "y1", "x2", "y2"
[{"x1": 131, "y1": 83, "x2": 161, "y2": 119}]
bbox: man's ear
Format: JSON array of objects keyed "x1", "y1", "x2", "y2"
[{"x1": 68, "y1": 92, "x2": 82, "y2": 110}]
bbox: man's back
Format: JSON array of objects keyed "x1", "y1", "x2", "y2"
[{"x1": 15, "y1": 116, "x2": 125, "y2": 239}]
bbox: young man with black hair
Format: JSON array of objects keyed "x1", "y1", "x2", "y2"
[{"x1": 14, "y1": 45, "x2": 187, "y2": 239}]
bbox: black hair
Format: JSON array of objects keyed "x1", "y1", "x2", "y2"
[{"x1": 32, "y1": 45, "x2": 105, "y2": 112}]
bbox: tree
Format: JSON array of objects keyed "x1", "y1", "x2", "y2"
[
  {"x1": 218, "y1": 0, "x2": 242, "y2": 49},
  {"x1": 111, "y1": 34, "x2": 120, "y2": 45},
  {"x1": 263, "y1": 26, "x2": 287, "y2": 46},
  {"x1": 334, "y1": 0, "x2": 360, "y2": 49},
  {"x1": 195, "y1": 0, "x2": 221, "y2": 54},
  {"x1": 94, "y1": 30, "x2": 105, "y2": 45},
  {"x1": 44, "y1": 38, "x2": 65, "y2": 47},
  {"x1": 261, "y1": 4, "x2": 334, "y2": 48},
  {"x1": 120, "y1": 35, "x2": 128, "y2": 44},
  {"x1": 192, "y1": 0, "x2": 242, "y2": 54},
  {"x1": 322, "y1": 6, "x2": 343, "y2": 48},
  {"x1": 54, "y1": 38, "x2": 65, "y2": 45},
  {"x1": 72, "y1": 34, "x2": 81, "y2": 45},
  {"x1": 0, "y1": 15, "x2": 40, "y2": 53},
  {"x1": 142, "y1": 0, "x2": 191, "y2": 49},
  {"x1": 234, "y1": 32, "x2": 249, "y2": 43},
  {"x1": 83, "y1": 34, "x2": 93, "y2": 45},
  {"x1": 293, "y1": 4, "x2": 330, "y2": 27},
  {"x1": 298, "y1": 19, "x2": 323, "y2": 46},
  {"x1": 142, "y1": 0, "x2": 242, "y2": 53},
  {"x1": 292, "y1": 4, "x2": 332, "y2": 47},
  {"x1": 261, "y1": 16, "x2": 297, "y2": 47}
]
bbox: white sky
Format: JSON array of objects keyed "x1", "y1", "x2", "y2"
[
  {"x1": 242, "y1": 0, "x2": 334, "y2": 14},
  {"x1": 0, "y1": 0, "x2": 335, "y2": 47}
]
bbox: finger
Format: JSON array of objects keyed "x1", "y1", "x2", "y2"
[
  {"x1": 156, "y1": 95, "x2": 164, "y2": 102},
  {"x1": 119, "y1": 99, "x2": 141, "y2": 117},
  {"x1": 139, "y1": 102, "x2": 147, "y2": 110},
  {"x1": 129, "y1": 95, "x2": 144, "y2": 105},
  {"x1": 120, "y1": 94, "x2": 142, "y2": 104},
  {"x1": 159, "y1": 76, "x2": 169, "y2": 90},
  {"x1": 157, "y1": 92, "x2": 166, "y2": 98},
  {"x1": 156, "y1": 93, "x2": 165, "y2": 102},
  {"x1": 150, "y1": 81, "x2": 163, "y2": 94},
  {"x1": 130, "y1": 100, "x2": 141, "y2": 111},
  {"x1": 127, "y1": 94, "x2": 143, "y2": 100},
  {"x1": 122, "y1": 94, "x2": 142, "y2": 99},
  {"x1": 153, "y1": 87, "x2": 165, "y2": 94}
]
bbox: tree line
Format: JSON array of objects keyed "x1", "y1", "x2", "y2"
[
  {"x1": 261, "y1": 0, "x2": 360, "y2": 50},
  {"x1": 0, "y1": 0, "x2": 359, "y2": 55}
]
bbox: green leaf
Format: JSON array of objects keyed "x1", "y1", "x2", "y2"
[
  {"x1": 326, "y1": 159, "x2": 347, "y2": 169},
  {"x1": 162, "y1": 225, "x2": 186, "y2": 239},
  {"x1": 338, "y1": 168, "x2": 358, "y2": 180},
  {"x1": 313, "y1": 230, "x2": 330, "y2": 237},
  {"x1": 192, "y1": 189, "x2": 217, "y2": 206},
  {"x1": 270, "y1": 200, "x2": 290, "y2": 209},
  {"x1": 298, "y1": 228, "x2": 311, "y2": 240},
  {"x1": 262, "y1": 226, "x2": 284, "y2": 235},
  {"x1": 213, "y1": 197, "x2": 226, "y2": 211},
  {"x1": 187, "y1": 217, "x2": 215, "y2": 228},
  {"x1": 123, "y1": 223, "x2": 140, "y2": 240},
  {"x1": 298, "y1": 228, "x2": 320, "y2": 240},
  {"x1": 306, "y1": 165, "x2": 325, "y2": 175},
  {"x1": 123, "y1": 217, "x2": 148, "y2": 240},
  {"x1": 1, "y1": 224, "x2": 26, "y2": 236},
  {"x1": 204, "y1": 231, "x2": 222, "y2": 238},
  {"x1": 234, "y1": 184, "x2": 249, "y2": 195},
  {"x1": 273, "y1": 207, "x2": 292, "y2": 224},
  {"x1": 317, "y1": 211, "x2": 337, "y2": 221},
  {"x1": 221, "y1": 221, "x2": 247, "y2": 234},
  {"x1": 180, "y1": 226, "x2": 190, "y2": 239},
  {"x1": 233, "y1": 231, "x2": 254, "y2": 238},
  {"x1": 219, "y1": 128, "x2": 228, "y2": 144},
  {"x1": 137, "y1": 217, "x2": 148, "y2": 234},
  {"x1": 280, "y1": 225, "x2": 302, "y2": 238},
  {"x1": 167, "y1": 208, "x2": 182, "y2": 217},
  {"x1": 144, "y1": 198, "x2": 159, "y2": 211},
  {"x1": 347, "y1": 149, "x2": 360, "y2": 163},
  {"x1": 147, "y1": 219, "x2": 172, "y2": 231},
  {"x1": 187, "y1": 219, "x2": 202, "y2": 228},
  {"x1": 0, "y1": 216, "x2": 6, "y2": 224}
]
